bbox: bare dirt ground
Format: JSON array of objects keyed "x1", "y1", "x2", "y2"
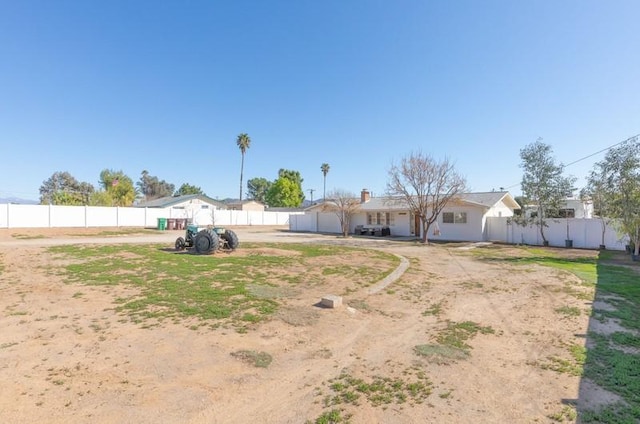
[{"x1": 0, "y1": 227, "x2": 600, "y2": 423}]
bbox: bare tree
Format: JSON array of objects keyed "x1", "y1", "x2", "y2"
[
  {"x1": 322, "y1": 189, "x2": 361, "y2": 237},
  {"x1": 386, "y1": 152, "x2": 466, "y2": 244}
]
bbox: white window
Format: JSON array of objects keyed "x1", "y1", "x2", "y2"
[{"x1": 443, "y1": 212, "x2": 467, "y2": 224}]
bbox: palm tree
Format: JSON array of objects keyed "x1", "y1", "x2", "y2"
[
  {"x1": 321, "y1": 163, "x2": 330, "y2": 200},
  {"x1": 236, "y1": 133, "x2": 251, "y2": 200}
]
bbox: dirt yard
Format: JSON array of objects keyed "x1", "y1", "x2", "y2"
[{"x1": 0, "y1": 227, "x2": 604, "y2": 423}]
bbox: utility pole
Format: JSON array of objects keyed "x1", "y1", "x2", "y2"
[{"x1": 307, "y1": 188, "x2": 315, "y2": 203}]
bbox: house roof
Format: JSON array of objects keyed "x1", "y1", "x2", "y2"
[
  {"x1": 226, "y1": 200, "x2": 265, "y2": 206},
  {"x1": 135, "y1": 194, "x2": 226, "y2": 208},
  {"x1": 306, "y1": 191, "x2": 520, "y2": 212}
]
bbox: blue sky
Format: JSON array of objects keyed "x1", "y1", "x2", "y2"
[{"x1": 1, "y1": 1, "x2": 639, "y2": 202}]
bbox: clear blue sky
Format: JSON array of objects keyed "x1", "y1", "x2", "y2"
[{"x1": 1, "y1": 1, "x2": 639, "y2": 202}]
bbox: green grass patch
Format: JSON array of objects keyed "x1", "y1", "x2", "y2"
[
  {"x1": 414, "y1": 344, "x2": 469, "y2": 364},
  {"x1": 322, "y1": 369, "x2": 432, "y2": 408},
  {"x1": 435, "y1": 320, "x2": 495, "y2": 351},
  {"x1": 579, "y1": 402, "x2": 640, "y2": 423},
  {"x1": 413, "y1": 321, "x2": 494, "y2": 363},
  {"x1": 555, "y1": 305, "x2": 581, "y2": 317},
  {"x1": 538, "y1": 343, "x2": 586, "y2": 376},
  {"x1": 308, "y1": 409, "x2": 351, "y2": 424},
  {"x1": 11, "y1": 233, "x2": 48, "y2": 240},
  {"x1": 422, "y1": 301, "x2": 444, "y2": 317},
  {"x1": 548, "y1": 405, "x2": 577, "y2": 422},
  {"x1": 230, "y1": 350, "x2": 272, "y2": 368}
]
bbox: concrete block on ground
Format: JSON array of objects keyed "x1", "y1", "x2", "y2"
[{"x1": 321, "y1": 295, "x2": 342, "y2": 308}]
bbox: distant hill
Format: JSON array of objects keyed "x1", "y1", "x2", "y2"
[{"x1": 0, "y1": 197, "x2": 38, "y2": 205}]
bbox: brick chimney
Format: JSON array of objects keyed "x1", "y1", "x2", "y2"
[{"x1": 361, "y1": 189, "x2": 370, "y2": 203}]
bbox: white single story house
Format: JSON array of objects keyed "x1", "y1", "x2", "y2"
[
  {"x1": 291, "y1": 189, "x2": 521, "y2": 242},
  {"x1": 135, "y1": 194, "x2": 226, "y2": 223},
  {"x1": 225, "y1": 200, "x2": 266, "y2": 212},
  {"x1": 523, "y1": 197, "x2": 594, "y2": 219}
]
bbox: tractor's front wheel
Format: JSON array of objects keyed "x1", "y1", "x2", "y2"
[
  {"x1": 175, "y1": 237, "x2": 186, "y2": 251},
  {"x1": 194, "y1": 229, "x2": 220, "y2": 254}
]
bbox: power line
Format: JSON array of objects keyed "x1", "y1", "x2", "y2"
[
  {"x1": 503, "y1": 133, "x2": 640, "y2": 191},
  {"x1": 563, "y1": 133, "x2": 639, "y2": 167}
]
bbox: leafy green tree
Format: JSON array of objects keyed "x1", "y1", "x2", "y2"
[
  {"x1": 520, "y1": 139, "x2": 576, "y2": 245},
  {"x1": 39, "y1": 171, "x2": 94, "y2": 205},
  {"x1": 587, "y1": 136, "x2": 640, "y2": 256},
  {"x1": 137, "y1": 170, "x2": 175, "y2": 201},
  {"x1": 88, "y1": 190, "x2": 114, "y2": 206},
  {"x1": 321, "y1": 163, "x2": 330, "y2": 200},
  {"x1": 174, "y1": 183, "x2": 204, "y2": 196},
  {"x1": 237, "y1": 133, "x2": 251, "y2": 200},
  {"x1": 265, "y1": 177, "x2": 303, "y2": 207},
  {"x1": 277, "y1": 168, "x2": 305, "y2": 205},
  {"x1": 247, "y1": 177, "x2": 272, "y2": 203},
  {"x1": 99, "y1": 169, "x2": 136, "y2": 206},
  {"x1": 386, "y1": 151, "x2": 467, "y2": 244}
]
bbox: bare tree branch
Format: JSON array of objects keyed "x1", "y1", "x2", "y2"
[
  {"x1": 322, "y1": 189, "x2": 361, "y2": 237},
  {"x1": 386, "y1": 152, "x2": 466, "y2": 243}
]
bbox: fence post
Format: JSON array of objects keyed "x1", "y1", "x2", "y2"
[
  {"x1": 85, "y1": 205, "x2": 88, "y2": 228},
  {"x1": 48, "y1": 204, "x2": 52, "y2": 228},
  {"x1": 6, "y1": 203, "x2": 10, "y2": 229}
]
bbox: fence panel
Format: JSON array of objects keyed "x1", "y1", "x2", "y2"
[
  {"x1": 0, "y1": 204, "x2": 297, "y2": 229},
  {"x1": 486, "y1": 217, "x2": 628, "y2": 250},
  {"x1": 51, "y1": 205, "x2": 87, "y2": 227}
]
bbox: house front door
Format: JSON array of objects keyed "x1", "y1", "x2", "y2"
[{"x1": 410, "y1": 213, "x2": 420, "y2": 236}]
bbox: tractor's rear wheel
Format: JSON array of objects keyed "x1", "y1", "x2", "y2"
[
  {"x1": 175, "y1": 237, "x2": 186, "y2": 251},
  {"x1": 194, "y1": 229, "x2": 220, "y2": 254},
  {"x1": 220, "y1": 230, "x2": 239, "y2": 251}
]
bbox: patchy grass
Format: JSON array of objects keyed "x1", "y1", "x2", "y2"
[
  {"x1": 413, "y1": 344, "x2": 469, "y2": 364},
  {"x1": 413, "y1": 321, "x2": 493, "y2": 364},
  {"x1": 230, "y1": 350, "x2": 273, "y2": 368},
  {"x1": 435, "y1": 320, "x2": 495, "y2": 351},
  {"x1": 422, "y1": 300, "x2": 444, "y2": 317},
  {"x1": 537, "y1": 343, "x2": 586, "y2": 377},
  {"x1": 555, "y1": 305, "x2": 581, "y2": 317},
  {"x1": 548, "y1": 405, "x2": 577, "y2": 422},
  {"x1": 47, "y1": 243, "x2": 398, "y2": 329},
  {"x1": 11, "y1": 233, "x2": 48, "y2": 240},
  {"x1": 321, "y1": 368, "x2": 432, "y2": 409},
  {"x1": 307, "y1": 409, "x2": 351, "y2": 424},
  {"x1": 463, "y1": 244, "x2": 640, "y2": 421}
]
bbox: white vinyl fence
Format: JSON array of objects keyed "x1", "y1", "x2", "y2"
[
  {"x1": 0, "y1": 204, "x2": 297, "y2": 229},
  {"x1": 486, "y1": 217, "x2": 629, "y2": 251}
]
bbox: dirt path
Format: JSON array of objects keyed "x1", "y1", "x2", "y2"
[{"x1": 0, "y1": 227, "x2": 594, "y2": 423}]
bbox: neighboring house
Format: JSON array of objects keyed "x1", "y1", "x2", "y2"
[
  {"x1": 135, "y1": 194, "x2": 226, "y2": 224},
  {"x1": 267, "y1": 207, "x2": 306, "y2": 213},
  {"x1": 522, "y1": 197, "x2": 593, "y2": 219},
  {"x1": 296, "y1": 189, "x2": 520, "y2": 242},
  {"x1": 225, "y1": 200, "x2": 266, "y2": 212}
]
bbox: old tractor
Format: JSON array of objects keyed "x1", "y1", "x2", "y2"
[{"x1": 174, "y1": 224, "x2": 239, "y2": 254}]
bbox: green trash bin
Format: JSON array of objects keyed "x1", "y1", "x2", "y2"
[{"x1": 157, "y1": 218, "x2": 167, "y2": 231}]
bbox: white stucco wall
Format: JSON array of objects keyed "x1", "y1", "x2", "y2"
[{"x1": 427, "y1": 206, "x2": 486, "y2": 242}]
